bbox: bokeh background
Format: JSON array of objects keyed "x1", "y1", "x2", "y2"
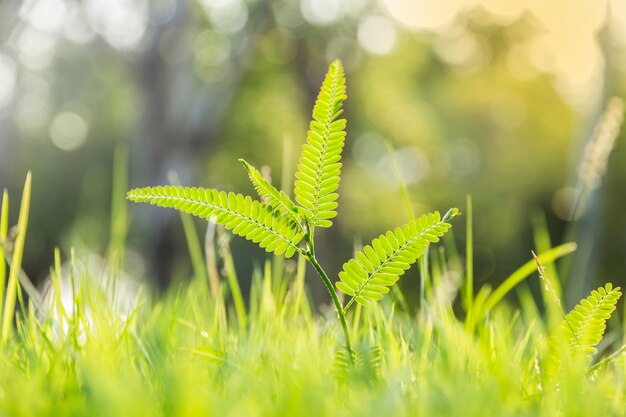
[{"x1": 1, "y1": 0, "x2": 626, "y2": 306}]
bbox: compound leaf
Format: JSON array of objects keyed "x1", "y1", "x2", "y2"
[
  {"x1": 337, "y1": 209, "x2": 458, "y2": 308},
  {"x1": 294, "y1": 59, "x2": 347, "y2": 232},
  {"x1": 239, "y1": 159, "x2": 303, "y2": 233},
  {"x1": 562, "y1": 283, "x2": 621, "y2": 355},
  {"x1": 127, "y1": 186, "x2": 303, "y2": 258}
]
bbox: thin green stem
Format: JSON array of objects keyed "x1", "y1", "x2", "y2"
[
  {"x1": 306, "y1": 251, "x2": 353, "y2": 361},
  {"x1": 464, "y1": 194, "x2": 473, "y2": 312}
]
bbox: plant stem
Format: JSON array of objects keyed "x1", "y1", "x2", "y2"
[{"x1": 306, "y1": 253, "x2": 353, "y2": 360}]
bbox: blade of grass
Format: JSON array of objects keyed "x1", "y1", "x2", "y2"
[
  {"x1": 385, "y1": 140, "x2": 418, "y2": 311},
  {"x1": 430, "y1": 248, "x2": 442, "y2": 298},
  {"x1": 390, "y1": 286, "x2": 409, "y2": 314},
  {"x1": 0, "y1": 190, "x2": 8, "y2": 320},
  {"x1": 53, "y1": 248, "x2": 68, "y2": 322},
  {"x1": 272, "y1": 255, "x2": 284, "y2": 299},
  {"x1": 2, "y1": 255, "x2": 43, "y2": 312},
  {"x1": 477, "y1": 242, "x2": 577, "y2": 323},
  {"x1": 419, "y1": 248, "x2": 429, "y2": 307},
  {"x1": 108, "y1": 144, "x2": 129, "y2": 273},
  {"x1": 217, "y1": 225, "x2": 247, "y2": 328},
  {"x1": 2, "y1": 172, "x2": 31, "y2": 343},
  {"x1": 69, "y1": 247, "x2": 81, "y2": 349},
  {"x1": 464, "y1": 194, "x2": 473, "y2": 312},
  {"x1": 168, "y1": 172, "x2": 208, "y2": 285},
  {"x1": 351, "y1": 302, "x2": 362, "y2": 338},
  {"x1": 262, "y1": 259, "x2": 275, "y2": 317},
  {"x1": 15, "y1": 277, "x2": 27, "y2": 325},
  {"x1": 465, "y1": 285, "x2": 492, "y2": 330},
  {"x1": 204, "y1": 221, "x2": 221, "y2": 297},
  {"x1": 292, "y1": 252, "x2": 308, "y2": 316},
  {"x1": 385, "y1": 141, "x2": 415, "y2": 220}
]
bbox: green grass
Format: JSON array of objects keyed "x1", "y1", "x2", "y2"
[
  {"x1": 0, "y1": 173, "x2": 625, "y2": 416},
  {"x1": 1, "y1": 65, "x2": 624, "y2": 415}
]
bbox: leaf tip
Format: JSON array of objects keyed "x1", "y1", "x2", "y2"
[
  {"x1": 442, "y1": 207, "x2": 461, "y2": 221},
  {"x1": 238, "y1": 158, "x2": 253, "y2": 172},
  {"x1": 126, "y1": 189, "x2": 139, "y2": 201}
]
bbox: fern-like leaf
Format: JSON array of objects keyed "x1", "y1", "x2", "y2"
[
  {"x1": 562, "y1": 283, "x2": 621, "y2": 355},
  {"x1": 542, "y1": 283, "x2": 622, "y2": 379},
  {"x1": 127, "y1": 186, "x2": 303, "y2": 257},
  {"x1": 294, "y1": 59, "x2": 347, "y2": 231},
  {"x1": 336, "y1": 209, "x2": 458, "y2": 308},
  {"x1": 239, "y1": 159, "x2": 304, "y2": 233}
]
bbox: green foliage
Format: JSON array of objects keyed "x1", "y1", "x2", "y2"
[
  {"x1": 1, "y1": 172, "x2": 31, "y2": 343},
  {"x1": 336, "y1": 210, "x2": 457, "y2": 307},
  {"x1": 127, "y1": 186, "x2": 302, "y2": 257},
  {"x1": 542, "y1": 283, "x2": 622, "y2": 381},
  {"x1": 293, "y1": 59, "x2": 347, "y2": 231},
  {"x1": 3, "y1": 168, "x2": 626, "y2": 416},
  {"x1": 562, "y1": 283, "x2": 621, "y2": 355},
  {"x1": 239, "y1": 159, "x2": 303, "y2": 231},
  {"x1": 3, "y1": 22, "x2": 626, "y2": 412},
  {"x1": 466, "y1": 242, "x2": 578, "y2": 330},
  {"x1": 127, "y1": 60, "x2": 457, "y2": 357},
  {"x1": 0, "y1": 244, "x2": 624, "y2": 416}
]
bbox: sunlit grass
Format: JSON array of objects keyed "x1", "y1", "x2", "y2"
[{"x1": 0, "y1": 172, "x2": 625, "y2": 416}]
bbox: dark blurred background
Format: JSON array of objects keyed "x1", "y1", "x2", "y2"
[{"x1": 1, "y1": 0, "x2": 625, "y2": 305}]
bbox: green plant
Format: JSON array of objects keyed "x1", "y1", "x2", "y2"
[
  {"x1": 562, "y1": 283, "x2": 621, "y2": 355},
  {"x1": 0, "y1": 172, "x2": 31, "y2": 344},
  {"x1": 1, "y1": 166, "x2": 626, "y2": 416},
  {"x1": 127, "y1": 60, "x2": 459, "y2": 356},
  {"x1": 531, "y1": 252, "x2": 623, "y2": 379},
  {"x1": 536, "y1": 283, "x2": 622, "y2": 383}
]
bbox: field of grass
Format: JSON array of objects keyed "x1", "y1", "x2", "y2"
[
  {"x1": 1, "y1": 60, "x2": 625, "y2": 417},
  {"x1": 0, "y1": 169, "x2": 625, "y2": 417}
]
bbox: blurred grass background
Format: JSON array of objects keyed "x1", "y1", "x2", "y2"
[{"x1": 0, "y1": 0, "x2": 625, "y2": 306}]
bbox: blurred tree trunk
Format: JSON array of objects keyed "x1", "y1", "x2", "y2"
[{"x1": 130, "y1": 0, "x2": 273, "y2": 287}]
